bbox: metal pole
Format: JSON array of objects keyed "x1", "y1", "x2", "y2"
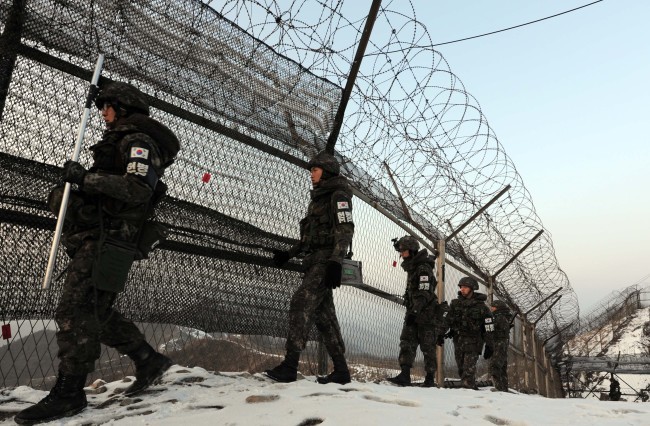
[
  {"x1": 325, "y1": 0, "x2": 383, "y2": 153},
  {"x1": 533, "y1": 295, "x2": 562, "y2": 325},
  {"x1": 42, "y1": 53, "x2": 105, "y2": 289},
  {"x1": 491, "y1": 229, "x2": 544, "y2": 279},
  {"x1": 523, "y1": 287, "x2": 562, "y2": 317},
  {"x1": 0, "y1": 0, "x2": 26, "y2": 121},
  {"x1": 446, "y1": 185, "x2": 510, "y2": 242},
  {"x1": 383, "y1": 161, "x2": 413, "y2": 222},
  {"x1": 435, "y1": 238, "x2": 445, "y2": 388}
]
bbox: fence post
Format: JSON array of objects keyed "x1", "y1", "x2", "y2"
[
  {"x1": 0, "y1": 0, "x2": 26, "y2": 121},
  {"x1": 531, "y1": 323, "x2": 540, "y2": 394},
  {"x1": 436, "y1": 238, "x2": 446, "y2": 387},
  {"x1": 522, "y1": 316, "x2": 530, "y2": 391}
]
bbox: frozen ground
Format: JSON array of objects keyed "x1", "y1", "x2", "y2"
[{"x1": 1, "y1": 365, "x2": 649, "y2": 426}]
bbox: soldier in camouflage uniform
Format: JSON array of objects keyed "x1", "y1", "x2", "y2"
[
  {"x1": 442, "y1": 277, "x2": 494, "y2": 390},
  {"x1": 16, "y1": 82, "x2": 180, "y2": 425},
  {"x1": 266, "y1": 150, "x2": 354, "y2": 385},
  {"x1": 386, "y1": 236, "x2": 442, "y2": 387},
  {"x1": 489, "y1": 299, "x2": 513, "y2": 392}
]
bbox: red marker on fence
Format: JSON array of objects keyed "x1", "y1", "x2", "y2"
[
  {"x1": 392, "y1": 260, "x2": 397, "y2": 267},
  {"x1": 1, "y1": 324, "x2": 10, "y2": 340},
  {"x1": 202, "y1": 172, "x2": 211, "y2": 183}
]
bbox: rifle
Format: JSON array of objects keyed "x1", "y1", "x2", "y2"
[{"x1": 42, "y1": 54, "x2": 105, "y2": 289}]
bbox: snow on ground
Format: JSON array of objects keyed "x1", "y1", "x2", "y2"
[
  {"x1": 1, "y1": 365, "x2": 649, "y2": 426},
  {"x1": 592, "y1": 306, "x2": 650, "y2": 396}
]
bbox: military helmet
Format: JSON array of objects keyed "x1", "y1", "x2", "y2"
[
  {"x1": 458, "y1": 276, "x2": 479, "y2": 291},
  {"x1": 307, "y1": 150, "x2": 340, "y2": 175},
  {"x1": 95, "y1": 81, "x2": 150, "y2": 116},
  {"x1": 393, "y1": 235, "x2": 419, "y2": 253},
  {"x1": 491, "y1": 300, "x2": 509, "y2": 310}
]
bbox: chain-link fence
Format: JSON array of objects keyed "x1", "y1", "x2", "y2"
[{"x1": 1, "y1": 0, "x2": 573, "y2": 396}]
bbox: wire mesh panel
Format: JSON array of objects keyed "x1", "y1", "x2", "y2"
[{"x1": 1, "y1": 0, "x2": 571, "y2": 395}]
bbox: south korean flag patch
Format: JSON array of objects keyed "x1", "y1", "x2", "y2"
[
  {"x1": 418, "y1": 275, "x2": 430, "y2": 290},
  {"x1": 337, "y1": 201, "x2": 350, "y2": 210},
  {"x1": 484, "y1": 317, "x2": 494, "y2": 332},
  {"x1": 130, "y1": 147, "x2": 149, "y2": 160}
]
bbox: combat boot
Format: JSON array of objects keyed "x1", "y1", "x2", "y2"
[
  {"x1": 387, "y1": 366, "x2": 411, "y2": 386},
  {"x1": 422, "y1": 372, "x2": 435, "y2": 387},
  {"x1": 124, "y1": 342, "x2": 173, "y2": 396},
  {"x1": 14, "y1": 372, "x2": 87, "y2": 425},
  {"x1": 317, "y1": 354, "x2": 351, "y2": 385},
  {"x1": 265, "y1": 351, "x2": 300, "y2": 383}
]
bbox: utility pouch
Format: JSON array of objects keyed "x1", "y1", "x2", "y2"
[
  {"x1": 135, "y1": 220, "x2": 169, "y2": 260},
  {"x1": 341, "y1": 259, "x2": 363, "y2": 286},
  {"x1": 92, "y1": 238, "x2": 136, "y2": 292}
]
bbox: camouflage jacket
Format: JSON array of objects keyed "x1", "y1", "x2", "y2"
[
  {"x1": 447, "y1": 291, "x2": 493, "y2": 345},
  {"x1": 491, "y1": 306, "x2": 513, "y2": 341},
  {"x1": 290, "y1": 175, "x2": 354, "y2": 266},
  {"x1": 55, "y1": 113, "x2": 179, "y2": 249},
  {"x1": 401, "y1": 249, "x2": 438, "y2": 324}
]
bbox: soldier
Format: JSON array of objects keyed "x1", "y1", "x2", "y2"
[
  {"x1": 442, "y1": 277, "x2": 494, "y2": 390},
  {"x1": 15, "y1": 82, "x2": 180, "y2": 425},
  {"x1": 386, "y1": 236, "x2": 441, "y2": 387},
  {"x1": 609, "y1": 377, "x2": 621, "y2": 401},
  {"x1": 266, "y1": 150, "x2": 354, "y2": 385},
  {"x1": 489, "y1": 299, "x2": 513, "y2": 392}
]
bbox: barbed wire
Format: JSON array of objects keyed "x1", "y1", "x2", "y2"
[{"x1": 213, "y1": 0, "x2": 579, "y2": 342}]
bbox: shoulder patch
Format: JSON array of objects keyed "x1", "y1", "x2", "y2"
[
  {"x1": 130, "y1": 146, "x2": 149, "y2": 160},
  {"x1": 337, "y1": 201, "x2": 350, "y2": 210},
  {"x1": 420, "y1": 275, "x2": 429, "y2": 282}
]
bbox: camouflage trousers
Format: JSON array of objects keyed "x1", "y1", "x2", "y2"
[
  {"x1": 397, "y1": 320, "x2": 437, "y2": 374},
  {"x1": 453, "y1": 337, "x2": 481, "y2": 388},
  {"x1": 286, "y1": 262, "x2": 345, "y2": 357},
  {"x1": 489, "y1": 339, "x2": 509, "y2": 391},
  {"x1": 55, "y1": 238, "x2": 144, "y2": 375}
]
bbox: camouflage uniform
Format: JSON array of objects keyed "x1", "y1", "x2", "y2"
[
  {"x1": 265, "y1": 151, "x2": 354, "y2": 384},
  {"x1": 396, "y1": 249, "x2": 439, "y2": 375},
  {"x1": 15, "y1": 82, "x2": 180, "y2": 425},
  {"x1": 446, "y1": 288, "x2": 493, "y2": 389},
  {"x1": 48, "y1": 88, "x2": 179, "y2": 375},
  {"x1": 285, "y1": 174, "x2": 354, "y2": 355},
  {"x1": 489, "y1": 300, "x2": 513, "y2": 391}
]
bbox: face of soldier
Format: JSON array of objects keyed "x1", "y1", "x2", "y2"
[
  {"x1": 310, "y1": 166, "x2": 323, "y2": 186},
  {"x1": 400, "y1": 249, "x2": 410, "y2": 259},
  {"x1": 101, "y1": 104, "x2": 116, "y2": 125},
  {"x1": 490, "y1": 306, "x2": 497, "y2": 312},
  {"x1": 459, "y1": 285, "x2": 473, "y2": 298}
]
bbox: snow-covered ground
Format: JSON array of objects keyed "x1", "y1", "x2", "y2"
[
  {"x1": 1, "y1": 365, "x2": 649, "y2": 426},
  {"x1": 578, "y1": 306, "x2": 650, "y2": 398}
]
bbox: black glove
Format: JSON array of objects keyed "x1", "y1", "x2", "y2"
[
  {"x1": 272, "y1": 250, "x2": 291, "y2": 267},
  {"x1": 62, "y1": 160, "x2": 87, "y2": 185},
  {"x1": 483, "y1": 344, "x2": 494, "y2": 360},
  {"x1": 436, "y1": 334, "x2": 445, "y2": 346},
  {"x1": 444, "y1": 330, "x2": 455, "y2": 339},
  {"x1": 321, "y1": 260, "x2": 342, "y2": 289},
  {"x1": 405, "y1": 313, "x2": 417, "y2": 326}
]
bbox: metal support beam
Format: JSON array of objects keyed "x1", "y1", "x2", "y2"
[
  {"x1": 446, "y1": 185, "x2": 510, "y2": 242},
  {"x1": 533, "y1": 295, "x2": 562, "y2": 325},
  {"x1": 383, "y1": 161, "x2": 413, "y2": 222},
  {"x1": 435, "y1": 238, "x2": 446, "y2": 388},
  {"x1": 524, "y1": 287, "x2": 562, "y2": 317},
  {"x1": 0, "y1": 0, "x2": 26, "y2": 121},
  {"x1": 325, "y1": 0, "x2": 382, "y2": 153},
  {"x1": 491, "y1": 229, "x2": 544, "y2": 279}
]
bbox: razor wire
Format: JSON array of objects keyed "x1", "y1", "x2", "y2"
[
  {"x1": 213, "y1": 0, "x2": 579, "y2": 342},
  {"x1": 0, "y1": 0, "x2": 577, "y2": 388}
]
